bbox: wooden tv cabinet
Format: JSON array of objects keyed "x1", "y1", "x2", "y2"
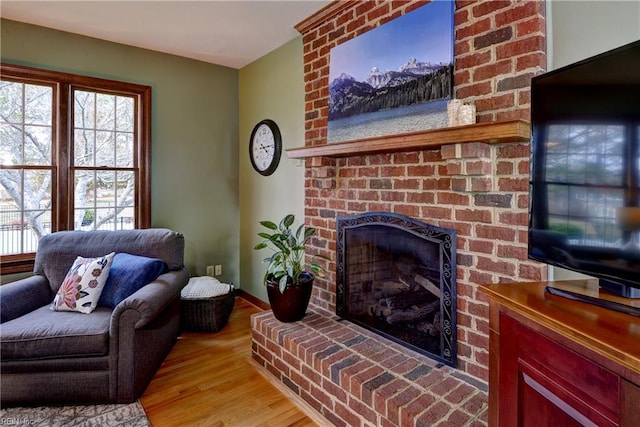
[{"x1": 480, "y1": 280, "x2": 640, "y2": 426}]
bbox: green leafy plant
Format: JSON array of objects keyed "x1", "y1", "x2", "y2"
[{"x1": 254, "y1": 214, "x2": 328, "y2": 293}]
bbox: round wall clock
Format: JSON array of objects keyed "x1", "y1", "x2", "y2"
[{"x1": 249, "y1": 119, "x2": 282, "y2": 176}]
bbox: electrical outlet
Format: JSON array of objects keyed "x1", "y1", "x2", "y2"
[
  {"x1": 214, "y1": 264, "x2": 222, "y2": 276},
  {"x1": 206, "y1": 265, "x2": 214, "y2": 276}
]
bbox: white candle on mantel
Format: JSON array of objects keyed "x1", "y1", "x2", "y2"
[
  {"x1": 459, "y1": 104, "x2": 476, "y2": 125},
  {"x1": 447, "y1": 99, "x2": 463, "y2": 126},
  {"x1": 447, "y1": 99, "x2": 476, "y2": 126}
]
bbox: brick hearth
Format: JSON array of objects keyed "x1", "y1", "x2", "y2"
[{"x1": 252, "y1": 307, "x2": 488, "y2": 427}]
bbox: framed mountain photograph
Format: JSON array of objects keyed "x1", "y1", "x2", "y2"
[{"x1": 327, "y1": 0, "x2": 454, "y2": 143}]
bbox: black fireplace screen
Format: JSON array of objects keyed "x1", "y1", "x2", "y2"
[{"x1": 336, "y1": 212, "x2": 457, "y2": 367}]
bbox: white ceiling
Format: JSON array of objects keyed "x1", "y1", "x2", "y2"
[{"x1": 0, "y1": 0, "x2": 330, "y2": 69}]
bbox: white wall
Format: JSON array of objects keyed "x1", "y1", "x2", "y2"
[
  {"x1": 549, "y1": 0, "x2": 640, "y2": 69},
  {"x1": 547, "y1": 0, "x2": 640, "y2": 280}
]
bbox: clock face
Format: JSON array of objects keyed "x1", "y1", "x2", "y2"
[
  {"x1": 250, "y1": 120, "x2": 281, "y2": 176},
  {"x1": 252, "y1": 124, "x2": 275, "y2": 171}
]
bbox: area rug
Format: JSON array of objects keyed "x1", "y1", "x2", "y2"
[{"x1": 0, "y1": 400, "x2": 149, "y2": 427}]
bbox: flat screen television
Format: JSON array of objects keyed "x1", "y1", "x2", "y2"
[{"x1": 529, "y1": 40, "x2": 640, "y2": 298}]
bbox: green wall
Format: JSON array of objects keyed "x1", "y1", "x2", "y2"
[
  {"x1": 238, "y1": 38, "x2": 306, "y2": 302},
  {"x1": 1, "y1": 19, "x2": 240, "y2": 284}
]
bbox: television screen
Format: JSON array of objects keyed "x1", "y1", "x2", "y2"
[{"x1": 529, "y1": 40, "x2": 640, "y2": 297}]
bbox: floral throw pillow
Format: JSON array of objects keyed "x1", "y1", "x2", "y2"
[{"x1": 51, "y1": 252, "x2": 115, "y2": 314}]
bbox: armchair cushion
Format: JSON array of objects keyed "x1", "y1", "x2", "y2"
[
  {"x1": 51, "y1": 252, "x2": 114, "y2": 314},
  {"x1": 98, "y1": 253, "x2": 166, "y2": 309},
  {"x1": 1, "y1": 306, "x2": 111, "y2": 360}
]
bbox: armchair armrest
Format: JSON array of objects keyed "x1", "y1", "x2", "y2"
[
  {"x1": 0, "y1": 275, "x2": 52, "y2": 323},
  {"x1": 111, "y1": 268, "x2": 189, "y2": 330}
]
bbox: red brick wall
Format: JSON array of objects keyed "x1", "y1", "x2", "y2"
[{"x1": 299, "y1": 0, "x2": 547, "y2": 381}]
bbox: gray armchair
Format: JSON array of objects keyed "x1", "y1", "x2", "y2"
[{"x1": 0, "y1": 228, "x2": 189, "y2": 406}]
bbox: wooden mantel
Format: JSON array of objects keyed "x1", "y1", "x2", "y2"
[{"x1": 286, "y1": 119, "x2": 531, "y2": 159}]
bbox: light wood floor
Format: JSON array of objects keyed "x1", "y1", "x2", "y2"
[{"x1": 140, "y1": 297, "x2": 320, "y2": 427}]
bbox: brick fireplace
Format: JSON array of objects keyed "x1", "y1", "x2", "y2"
[{"x1": 252, "y1": 0, "x2": 548, "y2": 425}]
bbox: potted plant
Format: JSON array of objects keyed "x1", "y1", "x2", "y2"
[{"x1": 254, "y1": 214, "x2": 328, "y2": 322}]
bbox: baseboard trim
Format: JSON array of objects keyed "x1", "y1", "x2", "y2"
[{"x1": 236, "y1": 289, "x2": 270, "y2": 311}]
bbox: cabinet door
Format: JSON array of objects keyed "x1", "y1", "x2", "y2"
[
  {"x1": 519, "y1": 371, "x2": 586, "y2": 427},
  {"x1": 499, "y1": 314, "x2": 619, "y2": 426}
]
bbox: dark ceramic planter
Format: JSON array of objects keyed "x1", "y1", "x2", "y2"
[{"x1": 266, "y1": 272, "x2": 314, "y2": 322}]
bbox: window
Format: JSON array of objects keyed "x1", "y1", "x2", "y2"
[
  {"x1": 0, "y1": 64, "x2": 151, "y2": 274},
  {"x1": 0, "y1": 79, "x2": 54, "y2": 257}
]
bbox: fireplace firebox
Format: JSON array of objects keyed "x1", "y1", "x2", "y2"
[{"x1": 336, "y1": 212, "x2": 457, "y2": 367}]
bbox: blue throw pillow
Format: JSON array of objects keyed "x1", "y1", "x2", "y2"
[{"x1": 99, "y1": 253, "x2": 166, "y2": 308}]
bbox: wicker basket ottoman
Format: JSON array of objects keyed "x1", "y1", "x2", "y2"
[{"x1": 181, "y1": 277, "x2": 235, "y2": 332}]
